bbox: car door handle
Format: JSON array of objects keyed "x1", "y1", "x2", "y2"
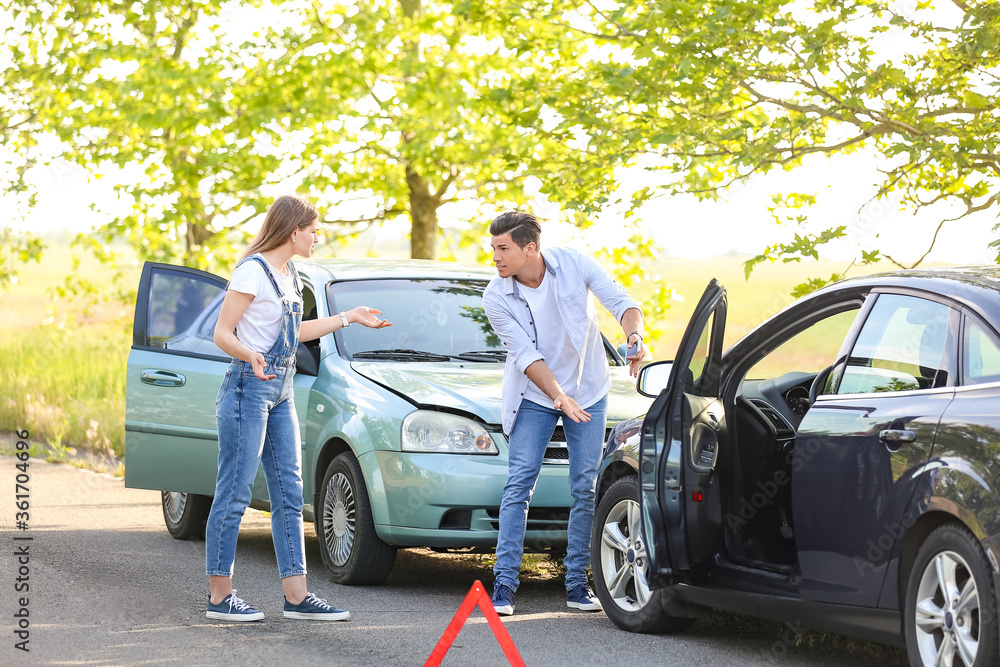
[
  {"x1": 879, "y1": 429, "x2": 916, "y2": 451},
  {"x1": 140, "y1": 370, "x2": 186, "y2": 387}
]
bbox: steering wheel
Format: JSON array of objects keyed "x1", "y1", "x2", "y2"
[{"x1": 809, "y1": 365, "x2": 835, "y2": 406}]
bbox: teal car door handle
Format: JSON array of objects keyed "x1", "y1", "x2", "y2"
[{"x1": 140, "y1": 370, "x2": 186, "y2": 387}]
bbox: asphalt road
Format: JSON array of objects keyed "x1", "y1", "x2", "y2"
[{"x1": 0, "y1": 459, "x2": 908, "y2": 666}]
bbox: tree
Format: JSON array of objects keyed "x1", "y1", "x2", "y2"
[
  {"x1": 10, "y1": 0, "x2": 288, "y2": 270},
  {"x1": 0, "y1": 228, "x2": 43, "y2": 290},
  {"x1": 7, "y1": 0, "x2": 631, "y2": 267},
  {"x1": 270, "y1": 0, "x2": 623, "y2": 259},
  {"x1": 0, "y1": 7, "x2": 44, "y2": 290},
  {"x1": 492, "y1": 0, "x2": 1000, "y2": 293}
]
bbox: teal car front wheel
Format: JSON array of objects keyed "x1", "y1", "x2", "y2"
[{"x1": 316, "y1": 453, "x2": 396, "y2": 585}]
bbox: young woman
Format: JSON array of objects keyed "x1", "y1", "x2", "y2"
[{"x1": 206, "y1": 194, "x2": 390, "y2": 622}]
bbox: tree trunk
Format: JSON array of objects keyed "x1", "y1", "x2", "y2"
[
  {"x1": 398, "y1": 0, "x2": 422, "y2": 19},
  {"x1": 183, "y1": 193, "x2": 213, "y2": 267},
  {"x1": 185, "y1": 219, "x2": 213, "y2": 264},
  {"x1": 407, "y1": 166, "x2": 438, "y2": 259},
  {"x1": 398, "y1": 0, "x2": 436, "y2": 259}
]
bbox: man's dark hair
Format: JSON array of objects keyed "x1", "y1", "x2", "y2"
[{"x1": 489, "y1": 211, "x2": 541, "y2": 249}]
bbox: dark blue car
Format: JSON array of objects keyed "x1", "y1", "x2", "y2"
[{"x1": 592, "y1": 268, "x2": 1000, "y2": 667}]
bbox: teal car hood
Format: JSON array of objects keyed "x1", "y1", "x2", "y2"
[{"x1": 350, "y1": 362, "x2": 652, "y2": 428}]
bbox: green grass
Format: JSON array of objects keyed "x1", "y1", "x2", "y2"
[
  {"x1": 0, "y1": 235, "x2": 136, "y2": 456},
  {"x1": 0, "y1": 322, "x2": 129, "y2": 457},
  {"x1": 627, "y1": 255, "x2": 889, "y2": 355}
]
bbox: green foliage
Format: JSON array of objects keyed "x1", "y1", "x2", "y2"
[
  {"x1": 596, "y1": 229, "x2": 678, "y2": 339},
  {"x1": 493, "y1": 0, "x2": 1000, "y2": 290},
  {"x1": 0, "y1": 9, "x2": 43, "y2": 214},
  {"x1": 0, "y1": 228, "x2": 43, "y2": 290},
  {"x1": 10, "y1": 0, "x2": 280, "y2": 271},
  {"x1": 789, "y1": 274, "x2": 844, "y2": 300},
  {"x1": 767, "y1": 193, "x2": 818, "y2": 225},
  {"x1": 0, "y1": 42, "x2": 46, "y2": 289},
  {"x1": 13, "y1": 0, "x2": 990, "y2": 303},
  {"x1": 743, "y1": 226, "x2": 848, "y2": 279}
]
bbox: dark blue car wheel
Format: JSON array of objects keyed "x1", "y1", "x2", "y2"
[
  {"x1": 905, "y1": 524, "x2": 999, "y2": 667},
  {"x1": 591, "y1": 475, "x2": 696, "y2": 634}
]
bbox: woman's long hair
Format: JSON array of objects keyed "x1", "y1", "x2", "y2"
[{"x1": 240, "y1": 194, "x2": 318, "y2": 260}]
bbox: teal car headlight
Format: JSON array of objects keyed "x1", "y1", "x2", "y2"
[{"x1": 401, "y1": 411, "x2": 498, "y2": 454}]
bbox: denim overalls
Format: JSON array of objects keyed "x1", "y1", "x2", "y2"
[{"x1": 206, "y1": 254, "x2": 306, "y2": 579}]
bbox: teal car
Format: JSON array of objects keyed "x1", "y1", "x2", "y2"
[{"x1": 125, "y1": 259, "x2": 652, "y2": 584}]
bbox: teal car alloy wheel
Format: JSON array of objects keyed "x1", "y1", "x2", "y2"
[
  {"x1": 317, "y1": 453, "x2": 396, "y2": 585},
  {"x1": 324, "y1": 470, "x2": 355, "y2": 566}
]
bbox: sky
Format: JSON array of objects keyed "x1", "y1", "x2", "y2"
[{"x1": 440, "y1": 145, "x2": 997, "y2": 264}]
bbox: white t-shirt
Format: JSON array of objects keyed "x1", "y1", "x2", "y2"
[
  {"x1": 228, "y1": 255, "x2": 301, "y2": 354},
  {"x1": 518, "y1": 272, "x2": 595, "y2": 408}
]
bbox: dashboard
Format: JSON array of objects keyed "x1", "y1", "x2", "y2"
[{"x1": 737, "y1": 371, "x2": 818, "y2": 451}]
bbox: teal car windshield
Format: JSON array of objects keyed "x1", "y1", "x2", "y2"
[{"x1": 327, "y1": 278, "x2": 504, "y2": 361}]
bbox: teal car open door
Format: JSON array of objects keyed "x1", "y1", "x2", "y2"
[{"x1": 125, "y1": 262, "x2": 232, "y2": 495}]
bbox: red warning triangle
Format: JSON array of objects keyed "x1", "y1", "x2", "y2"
[{"x1": 424, "y1": 580, "x2": 526, "y2": 667}]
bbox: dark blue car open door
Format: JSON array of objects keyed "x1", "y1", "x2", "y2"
[{"x1": 639, "y1": 280, "x2": 727, "y2": 586}]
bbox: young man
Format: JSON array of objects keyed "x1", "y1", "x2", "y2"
[{"x1": 482, "y1": 211, "x2": 645, "y2": 616}]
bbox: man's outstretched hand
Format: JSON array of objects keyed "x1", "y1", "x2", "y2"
[{"x1": 553, "y1": 393, "x2": 591, "y2": 423}]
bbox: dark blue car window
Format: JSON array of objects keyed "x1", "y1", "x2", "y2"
[
  {"x1": 746, "y1": 307, "x2": 860, "y2": 380},
  {"x1": 964, "y1": 319, "x2": 1000, "y2": 385},
  {"x1": 838, "y1": 294, "x2": 951, "y2": 394},
  {"x1": 327, "y1": 279, "x2": 504, "y2": 359},
  {"x1": 686, "y1": 310, "x2": 715, "y2": 394}
]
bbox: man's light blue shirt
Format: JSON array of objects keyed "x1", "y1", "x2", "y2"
[{"x1": 482, "y1": 246, "x2": 641, "y2": 435}]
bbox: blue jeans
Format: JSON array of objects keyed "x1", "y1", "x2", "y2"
[
  {"x1": 494, "y1": 395, "x2": 608, "y2": 592},
  {"x1": 206, "y1": 358, "x2": 306, "y2": 579}
]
